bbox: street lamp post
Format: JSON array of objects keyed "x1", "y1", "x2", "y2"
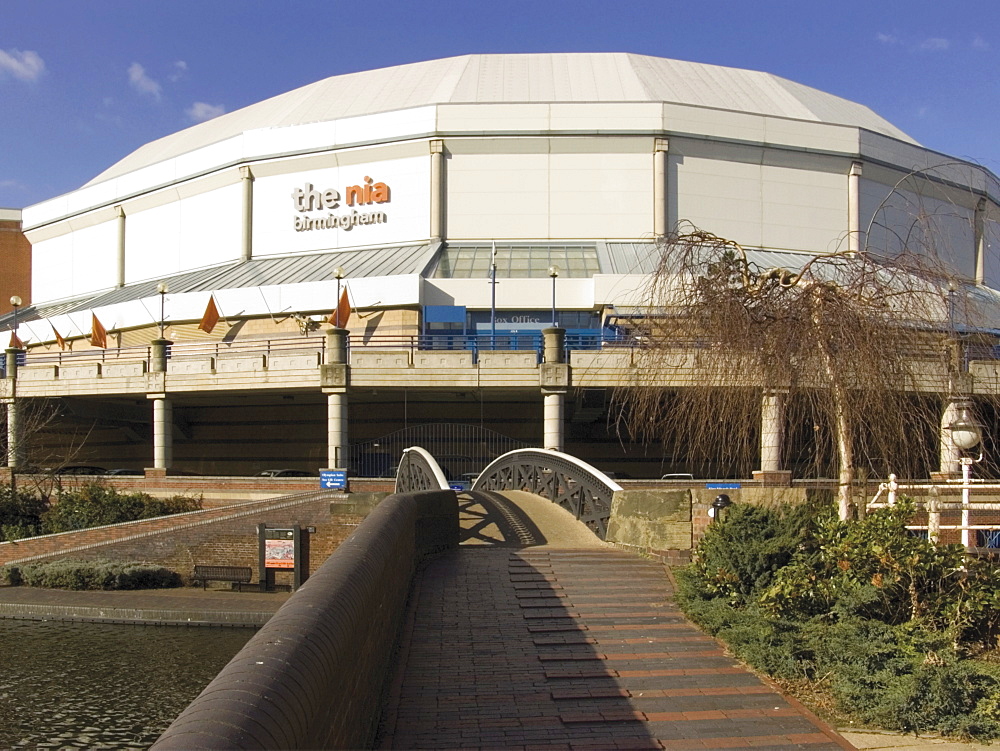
[
  {"x1": 9, "y1": 295, "x2": 21, "y2": 349},
  {"x1": 949, "y1": 413, "x2": 982, "y2": 549},
  {"x1": 156, "y1": 282, "x2": 168, "y2": 339},
  {"x1": 548, "y1": 265, "x2": 560, "y2": 328}
]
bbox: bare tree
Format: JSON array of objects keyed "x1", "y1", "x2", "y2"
[{"x1": 613, "y1": 224, "x2": 962, "y2": 519}]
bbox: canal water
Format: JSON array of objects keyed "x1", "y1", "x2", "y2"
[{"x1": 0, "y1": 619, "x2": 253, "y2": 749}]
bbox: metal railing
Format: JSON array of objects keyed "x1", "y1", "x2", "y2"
[
  {"x1": 14, "y1": 331, "x2": 646, "y2": 369},
  {"x1": 868, "y1": 472, "x2": 1000, "y2": 550},
  {"x1": 474, "y1": 448, "x2": 622, "y2": 539}
]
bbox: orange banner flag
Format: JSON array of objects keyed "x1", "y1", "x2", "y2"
[
  {"x1": 327, "y1": 288, "x2": 351, "y2": 328},
  {"x1": 52, "y1": 325, "x2": 66, "y2": 350},
  {"x1": 91, "y1": 313, "x2": 108, "y2": 349},
  {"x1": 9, "y1": 331, "x2": 23, "y2": 349},
  {"x1": 198, "y1": 295, "x2": 220, "y2": 334}
]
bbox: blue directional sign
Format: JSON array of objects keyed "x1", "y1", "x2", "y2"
[
  {"x1": 321, "y1": 470, "x2": 347, "y2": 490},
  {"x1": 705, "y1": 482, "x2": 741, "y2": 489}
]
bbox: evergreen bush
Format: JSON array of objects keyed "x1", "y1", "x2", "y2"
[
  {"x1": 675, "y1": 498, "x2": 1000, "y2": 741},
  {"x1": 1, "y1": 559, "x2": 180, "y2": 590}
]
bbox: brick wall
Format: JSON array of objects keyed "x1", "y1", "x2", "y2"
[
  {"x1": 0, "y1": 213, "x2": 30, "y2": 315},
  {"x1": 152, "y1": 489, "x2": 459, "y2": 751},
  {"x1": 0, "y1": 493, "x2": 380, "y2": 585}
]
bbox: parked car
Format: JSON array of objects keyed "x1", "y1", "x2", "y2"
[
  {"x1": 53, "y1": 465, "x2": 108, "y2": 475},
  {"x1": 257, "y1": 469, "x2": 313, "y2": 477},
  {"x1": 105, "y1": 468, "x2": 144, "y2": 476}
]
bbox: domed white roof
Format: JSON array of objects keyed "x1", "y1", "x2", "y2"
[{"x1": 87, "y1": 53, "x2": 915, "y2": 185}]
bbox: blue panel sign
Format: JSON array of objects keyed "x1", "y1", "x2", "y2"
[
  {"x1": 705, "y1": 482, "x2": 741, "y2": 489},
  {"x1": 321, "y1": 470, "x2": 347, "y2": 490}
]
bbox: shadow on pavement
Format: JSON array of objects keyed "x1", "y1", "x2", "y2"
[{"x1": 458, "y1": 490, "x2": 548, "y2": 547}]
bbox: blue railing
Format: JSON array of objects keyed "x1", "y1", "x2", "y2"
[{"x1": 11, "y1": 331, "x2": 642, "y2": 369}]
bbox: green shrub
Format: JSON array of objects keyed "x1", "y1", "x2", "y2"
[
  {"x1": 39, "y1": 483, "x2": 202, "y2": 534},
  {"x1": 0, "y1": 486, "x2": 46, "y2": 540},
  {"x1": 673, "y1": 497, "x2": 1000, "y2": 741},
  {"x1": 2, "y1": 559, "x2": 180, "y2": 590},
  {"x1": 691, "y1": 501, "x2": 817, "y2": 604}
]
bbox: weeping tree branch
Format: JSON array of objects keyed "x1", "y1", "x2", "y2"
[{"x1": 612, "y1": 224, "x2": 963, "y2": 519}]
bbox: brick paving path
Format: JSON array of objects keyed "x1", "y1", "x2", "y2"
[{"x1": 378, "y1": 492, "x2": 854, "y2": 750}]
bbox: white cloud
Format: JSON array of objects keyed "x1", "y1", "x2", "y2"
[
  {"x1": 186, "y1": 101, "x2": 226, "y2": 122},
  {"x1": 919, "y1": 37, "x2": 950, "y2": 51},
  {"x1": 170, "y1": 60, "x2": 188, "y2": 82},
  {"x1": 876, "y1": 32, "x2": 900, "y2": 45},
  {"x1": 128, "y1": 62, "x2": 162, "y2": 99},
  {"x1": 973, "y1": 35, "x2": 989, "y2": 50},
  {"x1": 0, "y1": 48, "x2": 45, "y2": 82}
]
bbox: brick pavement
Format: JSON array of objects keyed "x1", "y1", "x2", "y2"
[{"x1": 378, "y1": 492, "x2": 854, "y2": 750}]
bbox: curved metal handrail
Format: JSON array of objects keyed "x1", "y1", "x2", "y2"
[
  {"x1": 395, "y1": 446, "x2": 450, "y2": 494},
  {"x1": 473, "y1": 448, "x2": 622, "y2": 539}
]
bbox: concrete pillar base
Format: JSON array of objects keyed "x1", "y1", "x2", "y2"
[
  {"x1": 0, "y1": 467, "x2": 12, "y2": 485},
  {"x1": 144, "y1": 467, "x2": 168, "y2": 478},
  {"x1": 752, "y1": 470, "x2": 792, "y2": 487}
]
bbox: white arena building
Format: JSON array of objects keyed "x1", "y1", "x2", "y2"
[{"x1": 3, "y1": 52, "x2": 1000, "y2": 481}]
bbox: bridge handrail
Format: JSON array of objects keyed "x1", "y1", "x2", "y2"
[
  {"x1": 151, "y1": 489, "x2": 458, "y2": 751},
  {"x1": 474, "y1": 448, "x2": 621, "y2": 539},
  {"x1": 395, "y1": 447, "x2": 450, "y2": 493}
]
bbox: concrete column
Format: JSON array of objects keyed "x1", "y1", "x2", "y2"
[
  {"x1": 6, "y1": 348, "x2": 20, "y2": 380},
  {"x1": 752, "y1": 390, "x2": 792, "y2": 486},
  {"x1": 543, "y1": 392, "x2": 564, "y2": 452},
  {"x1": 115, "y1": 205, "x2": 126, "y2": 288},
  {"x1": 541, "y1": 327, "x2": 567, "y2": 452},
  {"x1": 653, "y1": 138, "x2": 669, "y2": 238},
  {"x1": 152, "y1": 396, "x2": 173, "y2": 470},
  {"x1": 325, "y1": 327, "x2": 349, "y2": 365},
  {"x1": 542, "y1": 327, "x2": 566, "y2": 364},
  {"x1": 975, "y1": 197, "x2": 987, "y2": 286},
  {"x1": 240, "y1": 166, "x2": 254, "y2": 262},
  {"x1": 848, "y1": 162, "x2": 863, "y2": 254},
  {"x1": 5, "y1": 398, "x2": 18, "y2": 469},
  {"x1": 759, "y1": 390, "x2": 784, "y2": 472},
  {"x1": 150, "y1": 338, "x2": 171, "y2": 373},
  {"x1": 327, "y1": 391, "x2": 348, "y2": 468},
  {"x1": 429, "y1": 140, "x2": 445, "y2": 242}
]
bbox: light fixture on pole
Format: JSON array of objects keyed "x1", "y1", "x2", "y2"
[
  {"x1": 948, "y1": 410, "x2": 982, "y2": 550},
  {"x1": 9, "y1": 295, "x2": 22, "y2": 346},
  {"x1": 156, "y1": 282, "x2": 169, "y2": 339},
  {"x1": 548, "y1": 265, "x2": 560, "y2": 327}
]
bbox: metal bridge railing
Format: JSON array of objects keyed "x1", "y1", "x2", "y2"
[{"x1": 474, "y1": 449, "x2": 622, "y2": 539}]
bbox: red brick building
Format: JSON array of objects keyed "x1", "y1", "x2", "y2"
[{"x1": 0, "y1": 208, "x2": 30, "y2": 316}]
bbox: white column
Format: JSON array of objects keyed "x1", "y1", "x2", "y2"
[
  {"x1": 115, "y1": 205, "x2": 126, "y2": 287},
  {"x1": 152, "y1": 396, "x2": 173, "y2": 469},
  {"x1": 240, "y1": 166, "x2": 254, "y2": 262},
  {"x1": 760, "y1": 390, "x2": 785, "y2": 473},
  {"x1": 653, "y1": 138, "x2": 669, "y2": 237},
  {"x1": 543, "y1": 392, "x2": 564, "y2": 452},
  {"x1": 848, "y1": 162, "x2": 863, "y2": 254},
  {"x1": 327, "y1": 391, "x2": 348, "y2": 468},
  {"x1": 429, "y1": 139, "x2": 445, "y2": 242},
  {"x1": 5, "y1": 399, "x2": 17, "y2": 469},
  {"x1": 975, "y1": 197, "x2": 986, "y2": 286}
]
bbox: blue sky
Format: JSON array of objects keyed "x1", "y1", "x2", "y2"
[{"x1": 2, "y1": 0, "x2": 999, "y2": 209}]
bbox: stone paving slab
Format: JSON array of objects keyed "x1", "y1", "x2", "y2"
[{"x1": 378, "y1": 490, "x2": 854, "y2": 750}]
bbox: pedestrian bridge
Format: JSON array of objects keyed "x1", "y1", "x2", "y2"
[{"x1": 152, "y1": 448, "x2": 852, "y2": 750}]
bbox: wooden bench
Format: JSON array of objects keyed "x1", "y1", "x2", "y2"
[{"x1": 193, "y1": 564, "x2": 254, "y2": 590}]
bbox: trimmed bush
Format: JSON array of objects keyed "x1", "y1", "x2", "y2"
[{"x1": 0, "y1": 559, "x2": 181, "y2": 590}]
